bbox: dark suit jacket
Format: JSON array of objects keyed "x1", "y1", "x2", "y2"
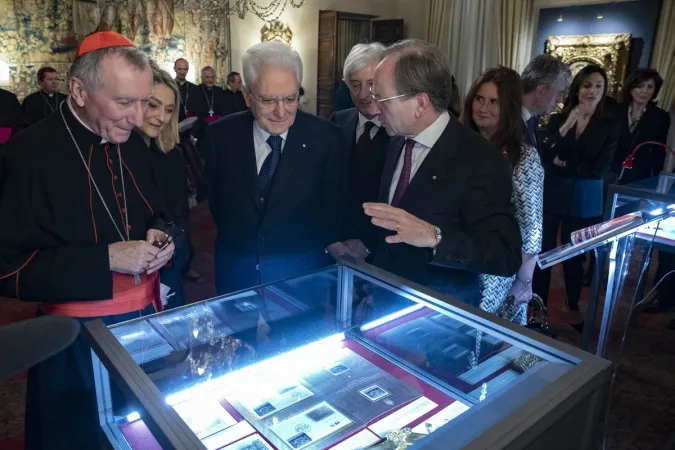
[
  {"x1": 611, "y1": 102, "x2": 671, "y2": 184},
  {"x1": 521, "y1": 116, "x2": 542, "y2": 155},
  {"x1": 372, "y1": 117, "x2": 522, "y2": 306},
  {"x1": 0, "y1": 88, "x2": 22, "y2": 139},
  {"x1": 329, "y1": 108, "x2": 389, "y2": 249},
  {"x1": 542, "y1": 112, "x2": 618, "y2": 218},
  {"x1": 21, "y1": 91, "x2": 67, "y2": 126},
  {"x1": 205, "y1": 110, "x2": 348, "y2": 294},
  {"x1": 223, "y1": 89, "x2": 248, "y2": 116}
]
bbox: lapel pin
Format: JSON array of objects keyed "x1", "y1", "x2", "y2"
[
  {"x1": 432, "y1": 175, "x2": 437, "y2": 180},
  {"x1": 302, "y1": 144, "x2": 306, "y2": 148}
]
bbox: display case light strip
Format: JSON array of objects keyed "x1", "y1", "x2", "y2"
[
  {"x1": 126, "y1": 411, "x2": 141, "y2": 423},
  {"x1": 165, "y1": 332, "x2": 345, "y2": 406},
  {"x1": 359, "y1": 305, "x2": 424, "y2": 332}
]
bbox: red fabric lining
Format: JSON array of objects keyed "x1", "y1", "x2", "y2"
[
  {"x1": 0, "y1": 251, "x2": 38, "y2": 280},
  {"x1": 105, "y1": 145, "x2": 127, "y2": 230},
  {"x1": 121, "y1": 159, "x2": 154, "y2": 215}
]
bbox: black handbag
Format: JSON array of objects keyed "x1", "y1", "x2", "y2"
[
  {"x1": 524, "y1": 293, "x2": 557, "y2": 340},
  {"x1": 499, "y1": 293, "x2": 557, "y2": 340}
]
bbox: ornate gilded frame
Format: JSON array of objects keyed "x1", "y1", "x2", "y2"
[{"x1": 545, "y1": 33, "x2": 632, "y2": 98}]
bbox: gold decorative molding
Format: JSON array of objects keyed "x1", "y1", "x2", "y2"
[
  {"x1": 545, "y1": 33, "x2": 632, "y2": 98},
  {"x1": 261, "y1": 20, "x2": 292, "y2": 45}
]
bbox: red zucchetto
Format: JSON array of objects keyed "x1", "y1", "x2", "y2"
[{"x1": 74, "y1": 31, "x2": 135, "y2": 59}]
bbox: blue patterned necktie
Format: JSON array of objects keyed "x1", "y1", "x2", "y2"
[{"x1": 259, "y1": 135, "x2": 283, "y2": 191}]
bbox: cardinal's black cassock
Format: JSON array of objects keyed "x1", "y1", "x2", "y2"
[{"x1": 0, "y1": 98, "x2": 169, "y2": 450}]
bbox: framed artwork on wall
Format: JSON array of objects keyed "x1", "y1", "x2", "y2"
[{"x1": 545, "y1": 33, "x2": 632, "y2": 99}]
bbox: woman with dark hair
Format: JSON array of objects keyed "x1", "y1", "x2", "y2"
[
  {"x1": 610, "y1": 68, "x2": 670, "y2": 184},
  {"x1": 533, "y1": 65, "x2": 618, "y2": 331},
  {"x1": 461, "y1": 67, "x2": 544, "y2": 324}
]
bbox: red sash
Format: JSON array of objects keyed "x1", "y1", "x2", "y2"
[
  {"x1": 204, "y1": 115, "x2": 221, "y2": 123},
  {"x1": 0, "y1": 127, "x2": 12, "y2": 144},
  {"x1": 39, "y1": 272, "x2": 163, "y2": 318}
]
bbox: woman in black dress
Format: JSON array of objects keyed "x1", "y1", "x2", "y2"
[
  {"x1": 533, "y1": 65, "x2": 618, "y2": 331},
  {"x1": 610, "y1": 69, "x2": 670, "y2": 185},
  {"x1": 136, "y1": 63, "x2": 190, "y2": 309}
]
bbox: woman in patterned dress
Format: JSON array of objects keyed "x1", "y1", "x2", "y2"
[{"x1": 460, "y1": 67, "x2": 544, "y2": 325}]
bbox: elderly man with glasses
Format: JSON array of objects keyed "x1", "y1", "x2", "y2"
[
  {"x1": 362, "y1": 39, "x2": 522, "y2": 306},
  {"x1": 203, "y1": 41, "x2": 351, "y2": 294}
]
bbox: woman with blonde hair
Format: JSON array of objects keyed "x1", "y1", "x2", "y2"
[{"x1": 136, "y1": 62, "x2": 191, "y2": 309}]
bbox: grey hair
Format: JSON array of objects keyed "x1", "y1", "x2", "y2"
[
  {"x1": 242, "y1": 41, "x2": 303, "y2": 89},
  {"x1": 521, "y1": 54, "x2": 572, "y2": 94},
  {"x1": 70, "y1": 46, "x2": 150, "y2": 90},
  {"x1": 343, "y1": 42, "x2": 386, "y2": 81},
  {"x1": 381, "y1": 39, "x2": 452, "y2": 112}
]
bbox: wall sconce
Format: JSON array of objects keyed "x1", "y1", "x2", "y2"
[
  {"x1": 597, "y1": 12, "x2": 603, "y2": 19},
  {"x1": 261, "y1": 20, "x2": 293, "y2": 45},
  {"x1": 557, "y1": 14, "x2": 563, "y2": 22}
]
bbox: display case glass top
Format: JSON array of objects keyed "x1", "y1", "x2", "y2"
[
  {"x1": 103, "y1": 263, "x2": 588, "y2": 450},
  {"x1": 606, "y1": 173, "x2": 675, "y2": 248}
]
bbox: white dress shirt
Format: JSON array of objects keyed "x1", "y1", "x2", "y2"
[
  {"x1": 253, "y1": 121, "x2": 289, "y2": 174},
  {"x1": 522, "y1": 106, "x2": 533, "y2": 122},
  {"x1": 355, "y1": 112, "x2": 381, "y2": 142},
  {"x1": 388, "y1": 111, "x2": 450, "y2": 204}
]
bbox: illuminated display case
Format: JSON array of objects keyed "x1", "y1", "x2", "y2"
[
  {"x1": 605, "y1": 172, "x2": 675, "y2": 248},
  {"x1": 86, "y1": 260, "x2": 610, "y2": 450}
]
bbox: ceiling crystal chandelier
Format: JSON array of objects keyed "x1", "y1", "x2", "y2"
[
  {"x1": 228, "y1": 0, "x2": 307, "y2": 21},
  {"x1": 179, "y1": 0, "x2": 306, "y2": 22}
]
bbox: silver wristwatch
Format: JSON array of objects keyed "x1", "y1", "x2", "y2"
[{"x1": 433, "y1": 226, "x2": 442, "y2": 247}]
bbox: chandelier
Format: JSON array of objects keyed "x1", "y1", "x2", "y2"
[
  {"x1": 228, "y1": 0, "x2": 307, "y2": 21},
  {"x1": 180, "y1": 0, "x2": 306, "y2": 22}
]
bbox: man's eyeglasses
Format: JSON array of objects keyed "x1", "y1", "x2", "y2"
[
  {"x1": 248, "y1": 91, "x2": 300, "y2": 107},
  {"x1": 369, "y1": 86, "x2": 414, "y2": 104},
  {"x1": 154, "y1": 221, "x2": 184, "y2": 250}
]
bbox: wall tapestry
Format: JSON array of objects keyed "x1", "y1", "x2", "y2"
[
  {"x1": 546, "y1": 33, "x2": 632, "y2": 99},
  {"x1": 0, "y1": 0, "x2": 231, "y2": 101}
]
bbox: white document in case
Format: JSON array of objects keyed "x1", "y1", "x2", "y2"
[
  {"x1": 224, "y1": 433, "x2": 274, "y2": 450},
  {"x1": 468, "y1": 369, "x2": 520, "y2": 401},
  {"x1": 458, "y1": 354, "x2": 512, "y2": 385},
  {"x1": 369, "y1": 397, "x2": 438, "y2": 438},
  {"x1": 270, "y1": 401, "x2": 352, "y2": 449},
  {"x1": 202, "y1": 421, "x2": 256, "y2": 450},
  {"x1": 497, "y1": 345, "x2": 526, "y2": 361},
  {"x1": 172, "y1": 397, "x2": 237, "y2": 439},
  {"x1": 330, "y1": 429, "x2": 381, "y2": 450},
  {"x1": 235, "y1": 380, "x2": 314, "y2": 419},
  {"x1": 411, "y1": 401, "x2": 471, "y2": 435}
]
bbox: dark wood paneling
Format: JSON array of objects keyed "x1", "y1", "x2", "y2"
[
  {"x1": 317, "y1": 10, "x2": 338, "y2": 117},
  {"x1": 371, "y1": 19, "x2": 405, "y2": 46}
]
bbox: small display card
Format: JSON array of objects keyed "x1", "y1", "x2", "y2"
[
  {"x1": 172, "y1": 397, "x2": 237, "y2": 439},
  {"x1": 369, "y1": 397, "x2": 438, "y2": 438},
  {"x1": 237, "y1": 381, "x2": 314, "y2": 419},
  {"x1": 270, "y1": 401, "x2": 352, "y2": 449},
  {"x1": 411, "y1": 401, "x2": 471, "y2": 435},
  {"x1": 224, "y1": 434, "x2": 274, "y2": 450}
]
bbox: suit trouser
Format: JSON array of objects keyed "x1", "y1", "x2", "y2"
[{"x1": 532, "y1": 213, "x2": 598, "y2": 310}]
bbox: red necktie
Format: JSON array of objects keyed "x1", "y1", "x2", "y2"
[{"x1": 391, "y1": 138, "x2": 415, "y2": 207}]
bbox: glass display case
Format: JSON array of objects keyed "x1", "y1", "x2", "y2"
[
  {"x1": 605, "y1": 172, "x2": 675, "y2": 249},
  {"x1": 86, "y1": 259, "x2": 611, "y2": 450}
]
